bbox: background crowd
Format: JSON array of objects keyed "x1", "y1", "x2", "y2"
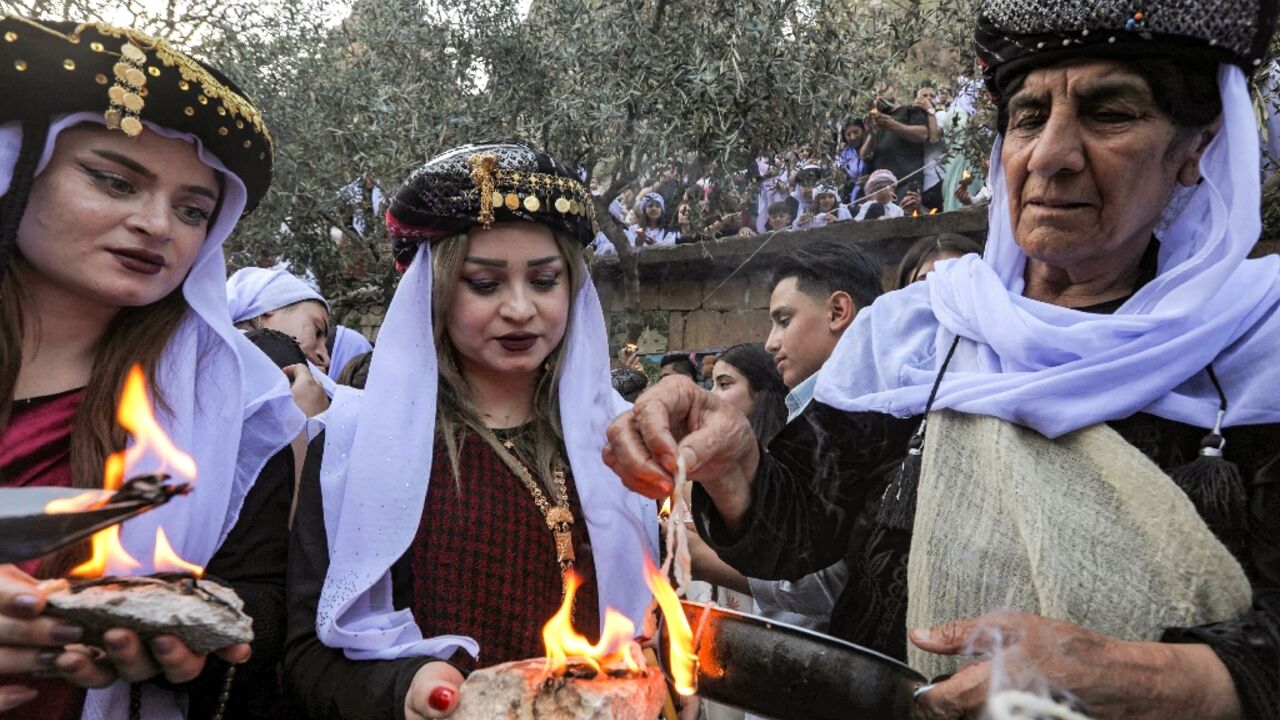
[{"x1": 590, "y1": 76, "x2": 989, "y2": 257}]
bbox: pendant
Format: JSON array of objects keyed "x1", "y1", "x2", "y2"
[{"x1": 554, "y1": 528, "x2": 575, "y2": 565}]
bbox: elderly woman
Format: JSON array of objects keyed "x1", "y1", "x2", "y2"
[{"x1": 603, "y1": 2, "x2": 1280, "y2": 719}]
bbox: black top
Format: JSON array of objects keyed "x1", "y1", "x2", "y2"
[
  {"x1": 868, "y1": 106, "x2": 929, "y2": 186},
  {"x1": 695, "y1": 390, "x2": 1280, "y2": 717},
  {"x1": 162, "y1": 448, "x2": 295, "y2": 720}
]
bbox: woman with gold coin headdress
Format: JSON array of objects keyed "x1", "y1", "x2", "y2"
[
  {"x1": 283, "y1": 143, "x2": 658, "y2": 719},
  {"x1": 0, "y1": 15, "x2": 303, "y2": 719}
]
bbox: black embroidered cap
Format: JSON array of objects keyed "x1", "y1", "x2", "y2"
[
  {"x1": 386, "y1": 143, "x2": 598, "y2": 267},
  {"x1": 0, "y1": 15, "x2": 273, "y2": 212},
  {"x1": 976, "y1": 0, "x2": 1280, "y2": 96}
]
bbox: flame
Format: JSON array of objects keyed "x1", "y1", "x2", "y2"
[
  {"x1": 962, "y1": 170, "x2": 973, "y2": 182},
  {"x1": 542, "y1": 572, "x2": 642, "y2": 676},
  {"x1": 44, "y1": 489, "x2": 111, "y2": 515},
  {"x1": 59, "y1": 365, "x2": 201, "y2": 578},
  {"x1": 153, "y1": 527, "x2": 203, "y2": 577},
  {"x1": 643, "y1": 555, "x2": 697, "y2": 696},
  {"x1": 929, "y1": 208, "x2": 939, "y2": 215},
  {"x1": 659, "y1": 497, "x2": 672, "y2": 518},
  {"x1": 912, "y1": 209, "x2": 921, "y2": 217}
]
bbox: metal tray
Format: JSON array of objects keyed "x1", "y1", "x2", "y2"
[{"x1": 659, "y1": 600, "x2": 927, "y2": 720}]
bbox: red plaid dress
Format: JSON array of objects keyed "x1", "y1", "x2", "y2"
[{"x1": 410, "y1": 429, "x2": 600, "y2": 672}]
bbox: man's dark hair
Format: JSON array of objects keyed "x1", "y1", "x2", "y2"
[
  {"x1": 894, "y1": 233, "x2": 983, "y2": 290},
  {"x1": 767, "y1": 200, "x2": 794, "y2": 220},
  {"x1": 768, "y1": 241, "x2": 884, "y2": 310},
  {"x1": 660, "y1": 353, "x2": 698, "y2": 380}
]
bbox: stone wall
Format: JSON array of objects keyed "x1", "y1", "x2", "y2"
[{"x1": 591, "y1": 207, "x2": 989, "y2": 354}]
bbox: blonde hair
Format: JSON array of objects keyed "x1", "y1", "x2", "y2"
[{"x1": 431, "y1": 227, "x2": 584, "y2": 490}]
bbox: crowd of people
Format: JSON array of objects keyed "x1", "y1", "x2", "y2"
[
  {"x1": 2, "y1": 2, "x2": 1280, "y2": 720},
  {"x1": 590, "y1": 79, "x2": 988, "y2": 257}
]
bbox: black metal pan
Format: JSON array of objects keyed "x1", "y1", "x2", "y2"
[
  {"x1": 0, "y1": 475, "x2": 189, "y2": 564},
  {"x1": 658, "y1": 600, "x2": 928, "y2": 720}
]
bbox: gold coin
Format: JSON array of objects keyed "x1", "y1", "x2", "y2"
[
  {"x1": 504, "y1": 193, "x2": 521, "y2": 211},
  {"x1": 122, "y1": 92, "x2": 143, "y2": 112},
  {"x1": 178, "y1": 80, "x2": 190, "y2": 91},
  {"x1": 63, "y1": 59, "x2": 76, "y2": 71},
  {"x1": 555, "y1": 197, "x2": 571, "y2": 213},
  {"x1": 104, "y1": 108, "x2": 122, "y2": 128},
  {"x1": 90, "y1": 41, "x2": 104, "y2": 52},
  {"x1": 148, "y1": 66, "x2": 160, "y2": 77},
  {"x1": 4, "y1": 32, "x2": 16, "y2": 42},
  {"x1": 120, "y1": 43, "x2": 145, "y2": 63},
  {"x1": 124, "y1": 67, "x2": 146, "y2": 86},
  {"x1": 108, "y1": 85, "x2": 126, "y2": 103},
  {"x1": 523, "y1": 195, "x2": 541, "y2": 212},
  {"x1": 216, "y1": 106, "x2": 226, "y2": 116},
  {"x1": 197, "y1": 94, "x2": 208, "y2": 105},
  {"x1": 490, "y1": 191, "x2": 505, "y2": 208},
  {"x1": 569, "y1": 199, "x2": 581, "y2": 214},
  {"x1": 120, "y1": 116, "x2": 143, "y2": 137},
  {"x1": 114, "y1": 62, "x2": 129, "y2": 80}
]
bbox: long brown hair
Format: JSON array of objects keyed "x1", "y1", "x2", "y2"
[
  {"x1": 0, "y1": 257, "x2": 188, "y2": 576},
  {"x1": 431, "y1": 228, "x2": 583, "y2": 490}
]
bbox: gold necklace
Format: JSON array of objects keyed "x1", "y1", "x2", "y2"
[{"x1": 483, "y1": 428, "x2": 577, "y2": 611}]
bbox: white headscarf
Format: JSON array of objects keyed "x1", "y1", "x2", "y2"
[
  {"x1": 327, "y1": 325, "x2": 373, "y2": 381},
  {"x1": 314, "y1": 240, "x2": 659, "y2": 661},
  {"x1": 1, "y1": 113, "x2": 304, "y2": 719},
  {"x1": 226, "y1": 266, "x2": 330, "y2": 324},
  {"x1": 816, "y1": 65, "x2": 1280, "y2": 437}
]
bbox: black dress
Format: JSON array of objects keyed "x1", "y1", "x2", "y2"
[{"x1": 694, "y1": 307, "x2": 1280, "y2": 719}]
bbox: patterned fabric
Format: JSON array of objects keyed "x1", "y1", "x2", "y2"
[
  {"x1": 975, "y1": 0, "x2": 1280, "y2": 95},
  {"x1": 410, "y1": 428, "x2": 600, "y2": 672},
  {"x1": 386, "y1": 143, "x2": 598, "y2": 261}
]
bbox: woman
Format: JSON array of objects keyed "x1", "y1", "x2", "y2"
[
  {"x1": 852, "y1": 169, "x2": 904, "y2": 221},
  {"x1": 328, "y1": 325, "x2": 373, "y2": 382},
  {"x1": 227, "y1": 267, "x2": 332, "y2": 373},
  {"x1": 893, "y1": 233, "x2": 983, "y2": 289},
  {"x1": 285, "y1": 143, "x2": 658, "y2": 720},
  {"x1": 708, "y1": 344, "x2": 788, "y2": 447},
  {"x1": 794, "y1": 183, "x2": 852, "y2": 231},
  {"x1": 687, "y1": 342, "x2": 789, "y2": 598},
  {"x1": 227, "y1": 267, "x2": 334, "y2": 418},
  {"x1": 0, "y1": 16, "x2": 303, "y2": 719},
  {"x1": 590, "y1": 192, "x2": 678, "y2": 256},
  {"x1": 604, "y1": 2, "x2": 1280, "y2": 718}
]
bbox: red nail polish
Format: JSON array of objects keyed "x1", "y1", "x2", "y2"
[{"x1": 427, "y1": 687, "x2": 455, "y2": 712}]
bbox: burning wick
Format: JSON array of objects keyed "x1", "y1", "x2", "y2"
[
  {"x1": 962, "y1": 170, "x2": 973, "y2": 182},
  {"x1": 644, "y1": 555, "x2": 698, "y2": 696},
  {"x1": 44, "y1": 364, "x2": 202, "y2": 578}
]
